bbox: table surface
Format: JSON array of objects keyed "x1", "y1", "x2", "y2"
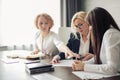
[{"x1": 0, "y1": 50, "x2": 120, "y2": 80}]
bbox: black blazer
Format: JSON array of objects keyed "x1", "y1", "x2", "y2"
[{"x1": 59, "y1": 32, "x2": 93, "y2": 60}]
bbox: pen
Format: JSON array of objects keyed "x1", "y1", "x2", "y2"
[
  {"x1": 67, "y1": 55, "x2": 73, "y2": 60},
  {"x1": 76, "y1": 54, "x2": 80, "y2": 60}
]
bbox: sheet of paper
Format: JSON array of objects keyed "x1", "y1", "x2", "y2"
[
  {"x1": 32, "y1": 73, "x2": 62, "y2": 80},
  {"x1": 24, "y1": 60, "x2": 40, "y2": 64},
  {"x1": 0, "y1": 58, "x2": 19, "y2": 64},
  {"x1": 72, "y1": 71, "x2": 120, "y2": 79},
  {"x1": 52, "y1": 60, "x2": 74, "y2": 67}
]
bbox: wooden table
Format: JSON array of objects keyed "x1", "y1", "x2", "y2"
[{"x1": 0, "y1": 50, "x2": 120, "y2": 80}]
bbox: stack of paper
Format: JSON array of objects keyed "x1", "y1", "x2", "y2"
[
  {"x1": 32, "y1": 73, "x2": 62, "y2": 80},
  {"x1": 0, "y1": 58, "x2": 19, "y2": 64},
  {"x1": 72, "y1": 71, "x2": 119, "y2": 79},
  {"x1": 53, "y1": 60, "x2": 74, "y2": 67}
]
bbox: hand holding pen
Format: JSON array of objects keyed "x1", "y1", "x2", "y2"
[{"x1": 75, "y1": 54, "x2": 81, "y2": 60}]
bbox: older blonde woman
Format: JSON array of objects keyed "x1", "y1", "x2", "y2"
[
  {"x1": 51, "y1": 11, "x2": 94, "y2": 63},
  {"x1": 31, "y1": 13, "x2": 74, "y2": 59}
]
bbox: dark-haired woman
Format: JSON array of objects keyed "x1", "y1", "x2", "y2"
[{"x1": 72, "y1": 7, "x2": 120, "y2": 75}]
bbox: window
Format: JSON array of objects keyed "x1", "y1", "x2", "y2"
[{"x1": 1, "y1": 0, "x2": 60, "y2": 46}]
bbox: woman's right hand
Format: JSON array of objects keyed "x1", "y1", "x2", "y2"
[
  {"x1": 51, "y1": 55, "x2": 60, "y2": 64},
  {"x1": 70, "y1": 53, "x2": 80, "y2": 58}
]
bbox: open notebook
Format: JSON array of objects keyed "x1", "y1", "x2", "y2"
[{"x1": 6, "y1": 50, "x2": 44, "y2": 60}]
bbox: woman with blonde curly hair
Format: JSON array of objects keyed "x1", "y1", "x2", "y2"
[{"x1": 31, "y1": 13, "x2": 75, "y2": 59}]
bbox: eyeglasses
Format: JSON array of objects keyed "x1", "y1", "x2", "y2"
[{"x1": 75, "y1": 24, "x2": 83, "y2": 29}]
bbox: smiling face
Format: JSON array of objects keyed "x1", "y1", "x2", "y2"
[{"x1": 74, "y1": 18, "x2": 89, "y2": 35}]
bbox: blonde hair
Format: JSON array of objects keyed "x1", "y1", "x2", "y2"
[
  {"x1": 34, "y1": 13, "x2": 54, "y2": 29},
  {"x1": 71, "y1": 11, "x2": 87, "y2": 34}
]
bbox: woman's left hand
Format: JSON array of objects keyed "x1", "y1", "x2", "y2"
[{"x1": 72, "y1": 60, "x2": 84, "y2": 71}]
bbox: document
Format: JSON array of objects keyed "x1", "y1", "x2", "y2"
[
  {"x1": 53, "y1": 60, "x2": 74, "y2": 67},
  {"x1": 72, "y1": 71, "x2": 120, "y2": 79},
  {"x1": 32, "y1": 73, "x2": 62, "y2": 80},
  {"x1": 24, "y1": 60, "x2": 40, "y2": 64},
  {"x1": 0, "y1": 58, "x2": 19, "y2": 64}
]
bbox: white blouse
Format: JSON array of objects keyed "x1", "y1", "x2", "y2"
[
  {"x1": 84, "y1": 28, "x2": 120, "y2": 75},
  {"x1": 34, "y1": 31, "x2": 64, "y2": 56},
  {"x1": 79, "y1": 32, "x2": 90, "y2": 56}
]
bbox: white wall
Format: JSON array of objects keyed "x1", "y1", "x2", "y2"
[
  {"x1": 1, "y1": 0, "x2": 60, "y2": 46},
  {"x1": 0, "y1": 0, "x2": 2, "y2": 44},
  {"x1": 84, "y1": 0, "x2": 120, "y2": 27}
]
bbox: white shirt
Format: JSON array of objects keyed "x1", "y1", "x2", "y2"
[
  {"x1": 84, "y1": 28, "x2": 120, "y2": 75},
  {"x1": 34, "y1": 31, "x2": 64, "y2": 55},
  {"x1": 79, "y1": 32, "x2": 90, "y2": 56}
]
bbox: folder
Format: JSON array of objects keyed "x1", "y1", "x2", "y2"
[{"x1": 25, "y1": 63, "x2": 54, "y2": 74}]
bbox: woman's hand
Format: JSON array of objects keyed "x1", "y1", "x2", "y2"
[
  {"x1": 31, "y1": 50, "x2": 39, "y2": 54},
  {"x1": 50, "y1": 55, "x2": 60, "y2": 64},
  {"x1": 75, "y1": 54, "x2": 81, "y2": 59},
  {"x1": 65, "y1": 52, "x2": 82, "y2": 60},
  {"x1": 82, "y1": 53, "x2": 94, "y2": 61},
  {"x1": 72, "y1": 60, "x2": 84, "y2": 71}
]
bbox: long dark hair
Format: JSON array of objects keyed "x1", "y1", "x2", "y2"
[{"x1": 86, "y1": 7, "x2": 120, "y2": 64}]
